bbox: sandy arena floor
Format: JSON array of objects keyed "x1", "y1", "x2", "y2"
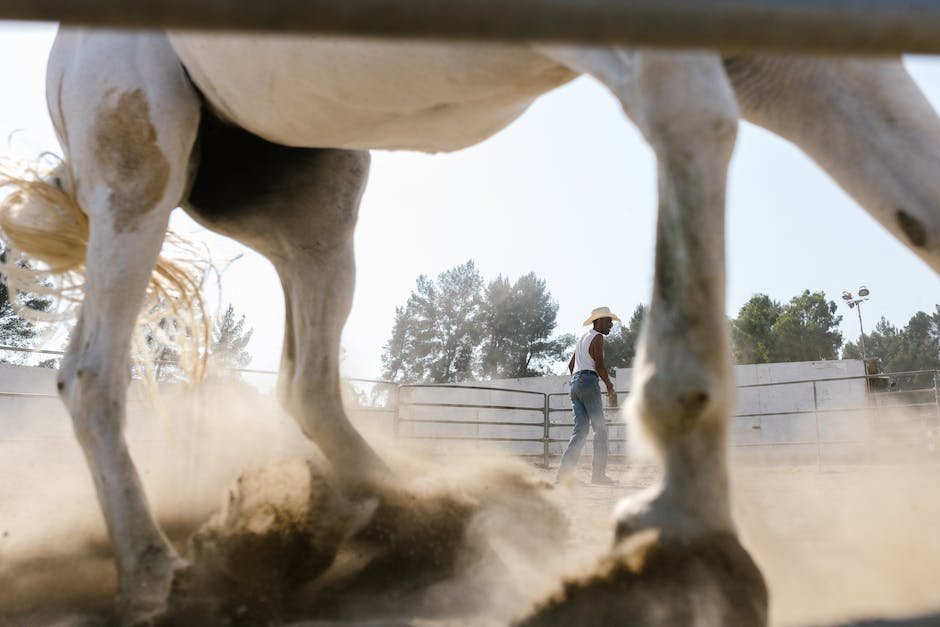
[
  {"x1": 3, "y1": 417, "x2": 940, "y2": 627},
  {"x1": 554, "y1": 461, "x2": 940, "y2": 627}
]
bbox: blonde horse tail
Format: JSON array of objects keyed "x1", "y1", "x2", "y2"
[{"x1": 0, "y1": 155, "x2": 209, "y2": 380}]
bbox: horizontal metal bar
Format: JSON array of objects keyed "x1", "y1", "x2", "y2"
[
  {"x1": 549, "y1": 425, "x2": 624, "y2": 431},
  {"x1": 732, "y1": 403, "x2": 936, "y2": 419},
  {"x1": 4, "y1": 0, "x2": 940, "y2": 54},
  {"x1": 731, "y1": 438, "x2": 868, "y2": 448},
  {"x1": 735, "y1": 369, "x2": 939, "y2": 389},
  {"x1": 0, "y1": 345, "x2": 65, "y2": 356},
  {"x1": 401, "y1": 435, "x2": 547, "y2": 443},
  {"x1": 398, "y1": 418, "x2": 545, "y2": 427},
  {"x1": 403, "y1": 401, "x2": 542, "y2": 412},
  {"x1": 546, "y1": 437, "x2": 628, "y2": 444},
  {"x1": 400, "y1": 383, "x2": 545, "y2": 397},
  {"x1": 548, "y1": 406, "x2": 624, "y2": 413},
  {"x1": 0, "y1": 391, "x2": 59, "y2": 399}
]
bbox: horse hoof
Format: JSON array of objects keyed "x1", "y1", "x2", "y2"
[
  {"x1": 116, "y1": 553, "x2": 189, "y2": 627},
  {"x1": 516, "y1": 529, "x2": 767, "y2": 627}
]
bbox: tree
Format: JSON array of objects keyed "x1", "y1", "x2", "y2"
[
  {"x1": 138, "y1": 301, "x2": 254, "y2": 383},
  {"x1": 206, "y1": 304, "x2": 254, "y2": 380},
  {"x1": 0, "y1": 249, "x2": 53, "y2": 363},
  {"x1": 604, "y1": 304, "x2": 647, "y2": 369},
  {"x1": 382, "y1": 262, "x2": 573, "y2": 382},
  {"x1": 730, "y1": 290, "x2": 842, "y2": 364},
  {"x1": 730, "y1": 294, "x2": 780, "y2": 364},
  {"x1": 382, "y1": 260, "x2": 484, "y2": 383},
  {"x1": 773, "y1": 290, "x2": 843, "y2": 362},
  {"x1": 844, "y1": 307, "x2": 940, "y2": 385},
  {"x1": 478, "y1": 272, "x2": 572, "y2": 378}
]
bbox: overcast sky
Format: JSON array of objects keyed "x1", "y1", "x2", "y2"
[{"x1": 0, "y1": 21, "x2": 937, "y2": 380}]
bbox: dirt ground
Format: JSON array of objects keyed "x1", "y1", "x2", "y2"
[
  {"x1": 3, "y1": 428, "x2": 940, "y2": 626},
  {"x1": 554, "y1": 461, "x2": 940, "y2": 627}
]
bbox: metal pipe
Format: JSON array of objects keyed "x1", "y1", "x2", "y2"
[
  {"x1": 4, "y1": 0, "x2": 940, "y2": 54},
  {"x1": 543, "y1": 393, "x2": 550, "y2": 469}
]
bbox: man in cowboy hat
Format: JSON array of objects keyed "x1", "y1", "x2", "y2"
[{"x1": 557, "y1": 306, "x2": 619, "y2": 485}]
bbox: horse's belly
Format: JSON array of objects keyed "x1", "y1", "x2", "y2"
[{"x1": 168, "y1": 34, "x2": 576, "y2": 152}]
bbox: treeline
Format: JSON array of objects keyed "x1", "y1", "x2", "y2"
[
  {"x1": 381, "y1": 260, "x2": 573, "y2": 383},
  {"x1": 382, "y1": 261, "x2": 939, "y2": 383},
  {"x1": 730, "y1": 292, "x2": 939, "y2": 374}
]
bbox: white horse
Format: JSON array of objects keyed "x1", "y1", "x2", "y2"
[{"x1": 2, "y1": 26, "x2": 939, "y2": 626}]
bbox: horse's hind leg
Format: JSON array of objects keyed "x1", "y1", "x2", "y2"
[
  {"x1": 184, "y1": 126, "x2": 386, "y2": 487},
  {"x1": 48, "y1": 30, "x2": 200, "y2": 623},
  {"x1": 724, "y1": 55, "x2": 940, "y2": 272}
]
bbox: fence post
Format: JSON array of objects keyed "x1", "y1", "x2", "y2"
[
  {"x1": 543, "y1": 393, "x2": 550, "y2": 469},
  {"x1": 393, "y1": 385, "x2": 401, "y2": 438},
  {"x1": 813, "y1": 381, "x2": 821, "y2": 470},
  {"x1": 932, "y1": 371, "x2": 940, "y2": 453}
]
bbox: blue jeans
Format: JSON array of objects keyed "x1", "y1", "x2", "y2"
[{"x1": 557, "y1": 371, "x2": 608, "y2": 481}]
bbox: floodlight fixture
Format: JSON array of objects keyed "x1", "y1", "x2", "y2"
[{"x1": 841, "y1": 285, "x2": 872, "y2": 358}]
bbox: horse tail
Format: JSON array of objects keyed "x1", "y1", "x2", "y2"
[{"x1": 0, "y1": 155, "x2": 208, "y2": 380}]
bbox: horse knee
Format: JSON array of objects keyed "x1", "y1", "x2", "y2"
[
  {"x1": 630, "y1": 360, "x2": 732, "y2": 446},
  {"x1": 59, "y1": 362, "x2": 126, "y2": 448}
]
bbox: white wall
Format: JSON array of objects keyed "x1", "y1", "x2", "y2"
[
  {"x1": 389, "y1": 360, "x2": 875, "y2": 464},
  {"x1": 0, "y1": 359, "x2": 899, "y2": 473}
]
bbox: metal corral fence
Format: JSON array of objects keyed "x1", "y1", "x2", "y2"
[
  {"x1": 388, "y1": 370, "x2": 940, "y2": 468},
  {"x1": 1, "y1": 346, "x2": 937, "y2": 468}
]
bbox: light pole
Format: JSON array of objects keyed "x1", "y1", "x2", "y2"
[{"x1": 841, "y1": 286, "x2": 870, "y2": 358}]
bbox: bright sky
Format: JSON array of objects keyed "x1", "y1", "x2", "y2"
[{"x1": 0, "y1": 21, "x2": 937, "y2": 380}]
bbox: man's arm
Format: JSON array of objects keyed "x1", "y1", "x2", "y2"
[
  {"x1": 589, "y1": 334, "x2": 616, "y2": 398},
  {"x1": 568, "y1": 352, "x2": 576, "y2": 375}
]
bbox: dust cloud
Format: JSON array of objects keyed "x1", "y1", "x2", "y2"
[
  {"x1": 1, "y1": 387, "x2": 939, "y2": 626},
  {"x1": 734, "y1": 461, "x2": 940, "y2": 626},
  {"x1": 0, "y1": 381, "x2": 583, "y2": 626}
]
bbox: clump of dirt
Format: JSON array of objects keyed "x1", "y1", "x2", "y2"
[
  {"x1": 168, "y1": 458, "x2": 354, "y2": 624},
  {"x1": 516, "y1": 528, "x2": 767, "y2": 627},
  {"x1": 162, "y1": 454, "x2": 570, "y2": 626}
]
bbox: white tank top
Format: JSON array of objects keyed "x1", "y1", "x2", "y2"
[{"x1": 573, "y1": 329, "x2": 601, "y2": 373}]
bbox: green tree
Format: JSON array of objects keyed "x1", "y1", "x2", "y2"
[
  {"x1": 478, "y1": 272, "x2": 572, "y2": 378},
  {"x1": 382, "y1": 260, "x2": 484, "y2": 383},
  {"x1": 844, "y1": 308, "x2": 940, "y2": 385},
  {"x1": 0, "y1": 250, "x2": 53, "y2": 363},
  {"x1": 730, "y1": 290, "x2": 842, "y2": 364},
  {"x1": 206, "y1": 304, "x2": 254, "y2": 380},
  {"x1": 140, "y1": 302, "x2": 253, "y2": 383},
  {"x1": 730, "y1": 294, "x2": 780, "y2": 364},
  {"x1": 604, "y1": 304, "x2": 647, "y2": 369},
  {"x1": 773, "y1": 290, "x2": 843, "y2": 362},
  {"x1": 382, "y1": 262, "x2": 574, "y2": 382}
]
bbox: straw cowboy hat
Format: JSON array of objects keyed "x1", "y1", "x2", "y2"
[{"x1": 583, "y1": 306, "x2": 621, "y2": 326}]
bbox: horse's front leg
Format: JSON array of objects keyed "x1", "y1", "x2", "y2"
[
  {"x1": 49, "y1": 30, "x2": 200, "y2": 624},
  {"x1": 523, "y1": 48, "x2": 766, "y2": 625}
]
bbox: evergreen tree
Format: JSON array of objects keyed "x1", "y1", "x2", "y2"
[
  {"x1": 382, "y1": 262, "x2": 573, "y2": 382},
  {"x1": 382, "y1": 260, "x2": 483, "y2": 383},
  {"x1": 773, "y1": 290, "x2": 843, "y2": 362},
  {"x1": 479, "y1": 272, "x2": 572, "y2": 378},
  {"x1": 604, "y1": 304, "x2": 647, "y2": 369},
  {"x1": 730, "y1": 294, "x2": 780, "y2": 364},
  {"x1": 0, "y1": 249, "x2": 53, "y2": 363},
  {"x1": 730, "y1": 290, "x2": 842, "y2": 364},
  {"x1": 844, "y1": 307, "x2": 940, "y2": 386},
  {"x1": 206, "y1": 304, "x2": 254, "y2": 380}
]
